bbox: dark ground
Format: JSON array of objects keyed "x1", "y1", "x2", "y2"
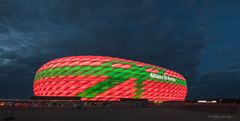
[{"x1": 0, "y1": 104, "x2": 239, "y2": 121}]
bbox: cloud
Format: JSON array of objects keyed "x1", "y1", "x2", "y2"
[{"x1": 189, "y1": 67, "x2": 240, "y2": 99}]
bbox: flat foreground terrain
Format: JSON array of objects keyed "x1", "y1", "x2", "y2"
[{"x1": 0, "y1": 104, "x2": 239, "y2": 121}]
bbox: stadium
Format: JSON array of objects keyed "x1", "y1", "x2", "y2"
[
  {"x1": 1, "y1": 56, "x2": 239, "y2": 121},
  {"x1": 33, "y1": 56, "x2": 187, "y2": 102}
]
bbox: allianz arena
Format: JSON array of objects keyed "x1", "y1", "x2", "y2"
[{"x1": 33, "y1": 56, "x2": 187, "y2": 102}]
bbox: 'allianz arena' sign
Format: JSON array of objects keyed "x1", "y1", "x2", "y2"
[{"x1": 150, "y1": 73, "x2": 176, "y2": 82}]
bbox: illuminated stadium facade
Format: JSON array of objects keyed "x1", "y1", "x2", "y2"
[{"x1": 33, "y1": 56, "x2": 187, "y2": 102}]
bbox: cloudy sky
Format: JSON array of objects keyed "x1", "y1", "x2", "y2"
[{"x1": 0, "y1": 0, "x2": 239, "y2": 99}]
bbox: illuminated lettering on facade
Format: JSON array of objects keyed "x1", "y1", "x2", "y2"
[{"x1": 150, "y1": 73, "x2": 176, "y2": 82}]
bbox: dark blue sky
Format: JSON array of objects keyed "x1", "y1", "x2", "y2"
[{"x1": 0, "y1": 0, "x2": 239, "y2": 99}]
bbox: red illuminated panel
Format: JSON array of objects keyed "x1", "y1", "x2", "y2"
[{"x1": 142, "y1": 80, "x2": 187, "y2": 102}]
